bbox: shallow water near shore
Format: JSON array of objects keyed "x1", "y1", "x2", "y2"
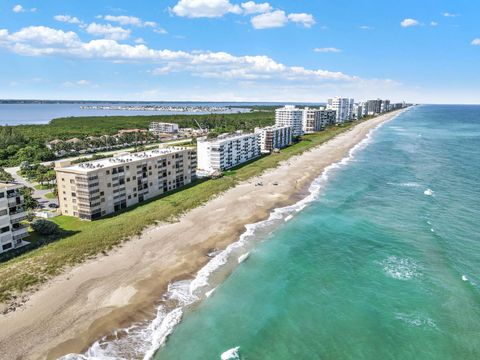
[{"x1": 153, "y1": 105, "x2": 480, "y2": 359}]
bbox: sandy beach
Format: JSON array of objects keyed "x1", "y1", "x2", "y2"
[{"x1": 0, "y1": 109, "x2": 405, "y2": 360}]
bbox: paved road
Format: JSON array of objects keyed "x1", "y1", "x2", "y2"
[{"x1": 3, "y1": 166, "x2": 56, "y2": 208}]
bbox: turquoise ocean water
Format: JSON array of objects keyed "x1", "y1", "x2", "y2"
[{"x1": 152, "y1": 105, "x2": 480, "y2": 360}]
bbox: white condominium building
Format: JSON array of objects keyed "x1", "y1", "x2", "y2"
[
  {"x1": 302, "y1": 107, "x2": 337, "y2": 133},
  {"x1": 327, "y1": 97, "x2": 354, "y2": 123},
  {"x1": 255, "y1": 126, "x2": 293, "y2": 153},
  {"x1": 275, "y1": 105, "x2": 304, "y2": 136},
  {"x1": 149, "y1": 122, "x2": 180, "y2": 135},
  {"x1": 197, "y1": 132, "x2": 261, "y2": 172},
  {"x1": 55, "y1": 146, "x2": 197, "y2": 220},
  {"x1": 0, "y1": 183, "x2": 28, "y2": 254}
]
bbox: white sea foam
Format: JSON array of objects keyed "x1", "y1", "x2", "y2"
[
  {"x1": 395, "y1": 313, "x2": 437, "y2": 329},
  {"x1": 284, "y1": 214, "x2": 294, "y2": 222},
  {"x1": 142, "y1": 308, "x2": 183, "y2": 360},
  {"x1": 387, "y1": 181, "x2": 421, "y2": 188},
  {"x1": 221, "y1": 346, "x2": 241, "y2": 360},
  {"x1": 205, "y1": 287, "x2": 216, "y2": 298},
  {"x1": 63, "y1": 113, "x2": 399, "y2": 360},
  {"x1": 424, "y1": 188, "x2": 434, "y2": 196},
  {"x1": 238, "y1": 252, "x2": 250, "y2": 263},
  {"x1": 382, "y1": 256, "x2": 420, "y2": 281},
  {"x1": 462, "y1": 275, "x2": 468, "y2": 282}
]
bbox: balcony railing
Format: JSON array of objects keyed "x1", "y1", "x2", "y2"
[
  {"x1": 12, "y1": 225, "x2": 28, "y2": 235},
  {"x1": 10, "y1": 212, "x2": 27, "y2": 223},
  {"x1": 13, "y1": 232, "x2": 28, "y2": 242},
  {"x1": 6, "y1": 191, "x2": 20, "y2": 199}
]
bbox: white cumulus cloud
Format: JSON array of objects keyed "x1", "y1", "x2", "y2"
[
  {"x1": 54, "y1": 15, "x2": 83, "y2": 25},
  {"x1": 251, "y1": 10, "x2": 288, "y2": 29},
  {"x1": 171, "y1": 0, "x2": 241, "y2": 18},
  {"x1": 5, "y1": 26, "x2": 81, "y2": 47},
  {"x1": 287, "y1": 13, "x2": 315, "y2": 28},
  {"x1": 85, "y1": 23, "x2": 131, "y2": 40},
  {"x1": 241, "y1": 1, "x2": 272, "y2": 15},
  {"x1": 12, "y1": 4, "x2": 36, "y2": 13},
  {"x1": 100, "y1": 15, "x2": 157, "y2": 28},
  {"x1": 471, "y1": 38, "x2": 480, "y2": 46},
  {"x1": 0, "y1": 26, "x2": 365, "y2": 85},
  {"x1": 171, "y1": 0, "x2": 314, "y2": 29},
  {"x1": 314, "y1": 47, "x2": 341, "y2": 53},
  {"x1": 400, "y1": 18, "x2": 419, "y2": 28},
  {"x1": 12, "y1": 4, "x2": 24, "y2": 13},
  {"x1": 251, "y1": 10, "x2": 315, "y2": 29},
  {"x1": 443, "y1": 12, "x2": 459, "y2": 18}
]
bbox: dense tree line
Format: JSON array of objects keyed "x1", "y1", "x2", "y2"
[
  {"x1": 0, "y1": 167, "x2": 14, "y2": 182},
  {"x1": 0, "y1": 126, "x2": 55, "y2": 167},
  {"x1": 11, "y1": 111, "x2": 275, "y2": 141},
  {"x1": 19, "y1": 163, "x2": 56, "y2": 186},
  {"x1": 0, "y1": 111, "x2": 275, "y2": 167}
]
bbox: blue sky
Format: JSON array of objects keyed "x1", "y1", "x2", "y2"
[{"x1": 0, "y1": 0, "x2": 478, "y2": 103}]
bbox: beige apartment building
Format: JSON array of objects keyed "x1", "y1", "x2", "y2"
[
  {"x1": 0, "y1": 182, "x2": 28, "y2": 254},
  {"x1": 55, "y1": 146, "x2": 197, "y2": 220}
]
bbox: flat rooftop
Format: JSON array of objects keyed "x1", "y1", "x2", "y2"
[
  {"x1": 0, "y1": 182, "x2": 20, "y2": 190},
  {"x1": 198, "y1": 132, "x2": 258, "y2": 145},
  {"x1": 57, "y1": 146, "x2": 191, "y2": 173}
]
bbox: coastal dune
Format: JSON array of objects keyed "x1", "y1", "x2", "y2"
[{"x1": 0, "y1": 110, "x2": 405, "y2": 360}]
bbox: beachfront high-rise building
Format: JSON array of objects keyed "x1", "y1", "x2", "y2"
[
  {"x1": 55, "y1": 147, "x2": 197, "y2": 220},
  {"x1": 255, "y1": 126, "x2": 293, "y2": 153},
  {"x1": 381, "y1": 100, "x2": 391, "y2": 113},
  {"x1": 353, "y1": 103, "x2": 364, "y2": 120},
  {"x1": 302, "y1": 107, "x2": 337, "y2": 133},
  {"x1": 149, "y1": 122, "x2": 180, "y2": 135},
  {"x1": 326, "y1": 97, "x2": 354, "y2": 123},
  {"x1": 365, "y1": 99, "x2": 382, "y2": 115},
  {"x1": 275, "y1": 105, "x2": 304, "y2": 136},
  {"x1": 0, "y1": 183, "x2": 28, "y2": 254},
  {"x1": 365, "y1": 99, "x2": 392, "y2": 115},
  {"x1": 197, "y1": 132, "x2": 261, "y2": 172}
]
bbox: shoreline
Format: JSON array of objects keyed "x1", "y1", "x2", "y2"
[{"x1": 0, "y1": 109, "x2": 407, "y2": 360}]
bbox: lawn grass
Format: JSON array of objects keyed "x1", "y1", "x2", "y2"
[
  {"x1": 34, "y1": 184, "x2": 55, "y2": 190},
  {"x1": 44, "y1": 192, "x2": 56, "y2": 199},
  {"x1": 0, "y1": 120, "x2": 364, "y2": 302}
]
